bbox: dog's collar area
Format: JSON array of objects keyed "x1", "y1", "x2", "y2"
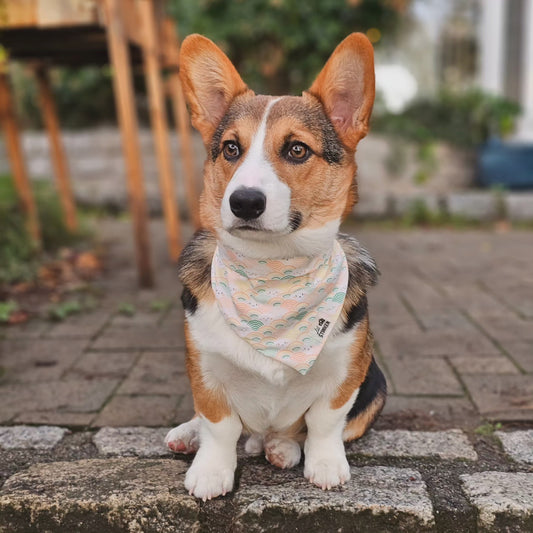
[
  {"x1": 215, "y1": 241, "x2": 332, "y2": 281},
  {"x1": 211, "y1": 240, "x2": 349, "y2": 375}
]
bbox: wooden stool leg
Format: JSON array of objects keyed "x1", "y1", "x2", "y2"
[
  {"x1": 103, "y1": 0, "x2": 153, "y2": 288},
  {"x1": 34, "y1": 65, "x2": 78, "y2": 232},
  {"x1": 163, "y1": 19, "x2": 200, "y2": 229},
  {"x1": 0, "y1": 69, "x2": 41, "y2": 246},
  {"x1": 139, "y1": 0, "x2": 182, "y2": 261}
]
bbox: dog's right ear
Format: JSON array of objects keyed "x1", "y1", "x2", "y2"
[{"x1": 179, "y1": 34, "x2": 250, "y2": 144}]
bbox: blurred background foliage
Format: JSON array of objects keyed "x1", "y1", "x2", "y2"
[
  {"x1": 167, "y1": 0, "x2": 407, "y2": 95},
  {"x1": 9, "y1": 0, "x2": 407, "y2": 128}
]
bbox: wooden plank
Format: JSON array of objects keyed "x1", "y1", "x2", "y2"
[
  {"x1": 34, "y1": 65, "x2": 78, "y2": 232},
  {"x1": 0, "y1": 0, "x2": 37, "y2": 28},
  {"x1": 0, "y1": 67, "x2": 41, "y2": 245},
  {"x1": 37, "y1": 0, "x2": 100, "y2": 27},
  {"x1": 0, "y1": 0, "x2": 101, "y2": 28},
  {"x1": 162, "y1": 18, "x2": 200, "y2": 228},
  {"x1": 139, "y1": 0, "x2": 181, "y2": 261},
  {"x1": 102, "y1": 0, "x2": 153, "y2": 287}
]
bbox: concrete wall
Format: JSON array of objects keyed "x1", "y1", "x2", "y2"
[{"x1": 0, "y1": 129, "x2": 476, "y2": 216}]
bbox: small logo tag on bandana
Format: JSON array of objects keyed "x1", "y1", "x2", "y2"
[{"x1": 211, "y1": 240, "x2": 349, "y2": 375}]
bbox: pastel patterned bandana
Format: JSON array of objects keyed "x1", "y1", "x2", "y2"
[{"x1": 211, "y1": 240, "x2": 349, "y2": 375}]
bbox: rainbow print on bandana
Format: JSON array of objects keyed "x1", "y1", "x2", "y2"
[{"x1": 211, "y1": 241, "x2": 349, "y2": 375}]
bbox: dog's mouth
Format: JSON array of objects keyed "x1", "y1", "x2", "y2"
[{"x1": 228, "y1": 211, "x2": 303, "y2": 236}]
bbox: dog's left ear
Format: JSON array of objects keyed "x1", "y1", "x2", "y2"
[{"x1": 306, "y1": 33, "x2": 375, "y2": 151}]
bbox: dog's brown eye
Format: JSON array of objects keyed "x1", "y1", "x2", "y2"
[
  {"x1": 286, "y1": 142, "x2": 311, "y2": 163},
  {"x1": 289, "y1": 144, "x2": 307, "y2": 159},
  {"x1": 223, "y1": 142, "x2": 240, "y2": 161}
]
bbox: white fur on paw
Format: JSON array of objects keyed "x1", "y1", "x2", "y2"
[
  {"x1": 264, "y1": 436, "x2": 301, "y2": 469},
  {"x1": 164, "y1": 419, "x2": 200, "y2": 454},
  {"x1": 304, "y1": 452, "x2": 350, "y2": 490},
  {"x1": 244, "y1": 434, "x2": 264, "y2": 455},
  {"x1": 184, "y1": 462, "x2": 234, "y2": 501}
]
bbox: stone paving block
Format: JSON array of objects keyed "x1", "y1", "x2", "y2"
[
  {"x1": 448, "y1": 192, "x2": 498, "y2": 221},
  {"x1": 235, "y1": 465, "x2": 434, "y2": 532},
  {"x1": 116, "y1": 351, "x2": 187, "y2": 395},
  {"x1": 92, "y1": 394, "x2": 181, "y2": 427},
  {"x1": 65, "y1": 350, "x2": 139, "y2": 380},
  {"x1": 441, "y1": 284, "x2": 509, "y2": 318},
  {"x1": 45, "y1": 311, "x2": 111, "y2": 338},
  {"x1": 498, "y1": 339, "x2": 533, "y2": 373},
  {"x1": 109, "y1": 311, "x2": 162, "y2": 328},
  {"x1": 462, "y1": 374, "x2": 533, "y2": 421},
  {"x1": 91, "y1": 326, "x2": 185, "y2": 350},
  {"x1": 93, "y1": 427, "x2": 170, "y2": 457},
  {"x1": 0, "y1": 379, "x2": 119, "y2": 414},
  {"x1": 376, "y1": 325, "x2": 501, "y2": 359},
  {"x1": 417, "y1": 309, "x2": 475, "y2": 331},
  {"x1": 347, "y1": 429, "x2": 477, "y2": 460},
  {"x1": 470, "y1": 314, "x2": 533, "y2": 342},
  {"x1": 0, "y1": 339, "x2": 88, "y2": 383},
  {"x1": 496, "y1": 430, "x2": 533, "y2": 464},
  {"x1": 0, "y1": 321, "x2": 50, "y2": 339},
  {"x1": 381, "y1": 396, "x2": 478, "y2": 425},
  {"x1": 461, "y1": 472, "x2": 533, "y2": 532},
  {"x1": 0, "y1": 425, "x2": 68, "y2": 450},
  {"x1": 0, "y1": 458, "x2": 199, "y2": 533},
  {"x1": 449, "y1": 356, "x2": 519, "y2": 375},
  {"x1": 384, "y1": 356, "x2": 464, "y2": 395}
]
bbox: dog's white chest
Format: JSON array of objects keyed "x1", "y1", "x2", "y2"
[{"x1": 187, "y1": 300, "x2": 356, "y2": 433}]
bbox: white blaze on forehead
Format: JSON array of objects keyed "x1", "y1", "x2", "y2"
[{"x1": 221, "y1": 97, "x2": 292, "y2": 232}]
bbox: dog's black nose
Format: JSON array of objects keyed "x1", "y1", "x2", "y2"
[{"x1": 229, "y1": 188, "x2": 266, "y2": 220}]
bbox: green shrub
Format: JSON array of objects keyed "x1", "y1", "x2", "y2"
[{"x1": 372, "y1": 89, "x2": 521, "y2": 147}]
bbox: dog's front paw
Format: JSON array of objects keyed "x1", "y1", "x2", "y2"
[
  {"x1": 165, "y1": 418, "x2": 200, "y2": 454},
  {"x1": 184, "y1": 462, "x2": 234, "y2": 501},
  {"x1": 304, "y1": 452, "x2": 350, "y2": 490}
]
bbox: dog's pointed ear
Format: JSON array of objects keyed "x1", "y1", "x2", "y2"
[
  {"x1": 179, "y1": 34, "x2": 251, "y2": 143},
  {"x1": 306, "y1": 33, "x2": 375, "y2": 150}
]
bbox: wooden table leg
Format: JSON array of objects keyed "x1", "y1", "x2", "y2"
[
  {"x1": 102, "y1": 0, "x2": 153, "y2": 288},
  {"x1": 139, "y1": 0, "x2": 182, "y2": 261},
  {"x1": 34, "y1": 65, "x2": 78, "y2": 232},
  {"x1": 162, "y1": 18, "x2": 200, "y2": 229},
  {"x1": 0, "y1": 68, "x2": 41, "y2": 246}
]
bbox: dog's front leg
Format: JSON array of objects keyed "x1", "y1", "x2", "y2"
[
  {"x1": 303, "y1": 391, "x2": 357, "y2": 490},
  {"x1": 185, "y1": 411, "x2": 242, "y2": 500}
]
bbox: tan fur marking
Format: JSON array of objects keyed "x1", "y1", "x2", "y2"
[
  {"x1": 330, "y1": 316, "x2": 372, "y2": 410},
  {"x1": 184, "y1": 322, "x2": 231, "y2": 423},
  {"x1": 343, "y1": 391, "x2": 386, "y2": 441}
]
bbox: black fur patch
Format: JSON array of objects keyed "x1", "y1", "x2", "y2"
[
  {"x1": 342, "y1": 295, "x2": 368, "y2": 332},
  {"x1": 347, "y1": 357, "x2": 387, "y2": 421},
  {"x1": 181, "y1": 286, "x2": 198, "y2": 314},
  {"x1": 289, "y1": 211, "x2": 303, "y2": 232}
]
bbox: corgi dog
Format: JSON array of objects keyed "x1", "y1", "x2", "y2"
[{"x1": 165, "y1": 33, "x2": 387, "y2": 501}]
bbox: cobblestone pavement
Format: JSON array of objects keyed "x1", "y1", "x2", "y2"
[
  {"x1": 0, "y1": 219, "x2": 532, "y2": 430},
  {"x1": 0, "y1": 425, "x2": 532, "y2": 531}
]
